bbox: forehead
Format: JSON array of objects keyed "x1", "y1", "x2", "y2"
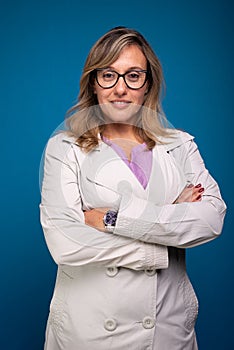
[{"x1": 110, "y1": 45, "x2": 147, "y2": 70}]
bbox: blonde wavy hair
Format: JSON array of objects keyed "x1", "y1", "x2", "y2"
[{"x1": 66, "y1": 26, "x2": 173, "y2": 151}]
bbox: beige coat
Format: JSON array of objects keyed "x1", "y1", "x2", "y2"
[{"x1": 40, "y1": 130, "x2": 226, "y2": 350}]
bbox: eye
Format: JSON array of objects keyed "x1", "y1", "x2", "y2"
[
  {"x1": 126, "y1": 71, "x2": 140, "y2": 81},
  {"x1": 101, "y1": 71, "x2": 116, "y2": 81}
]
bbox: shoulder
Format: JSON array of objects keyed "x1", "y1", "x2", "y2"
[
  {"x1": 45, "y1": 131, "x2": 79, "y2": 154},
  {"x1": 158, "y1": 129, "x2": 195, "y2": 152},
  {"x1": 47, "y1": 131, "x2": 76, "y2": 146},
  {"x1": 44, "y1": 131, "x2": 93, "y2": 168},
  {"x1": 43, "y1": 132, "x2": 84, "y2": 165}
]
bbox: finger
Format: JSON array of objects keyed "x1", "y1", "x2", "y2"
[
  {"x1": 195, "y1": 194, "x2": 202, "y2": 201},
  {"x1": 195, "y1": 183, "x2": 202, "y2": 188},
  {"x1": 192, "y1": 187, "x2": 204, "y2": 195},
  {"x1": 187, "y1": 183, "x2": 194, "y2": 188},
  {"x1": 192, "y1": 192, "x2": 203, "y2": 202},
  {"x1": 191, "y1": 188, "x2": 203, "y2": 201}
]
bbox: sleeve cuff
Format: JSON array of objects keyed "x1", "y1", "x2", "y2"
[{"x1": 144, "y1": 242, "x2": 168, "y2": 270}]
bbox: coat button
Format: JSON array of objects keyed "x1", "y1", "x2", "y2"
[
  {"x1": 106, "y1": 267, "x2": 119, "y2": 277},
  {"x1": 142, "y1": 316, "x2": 155, "y2": 329},
  {"x1": 144, "y1": 268, "x2": 156, "y2": 276},
  {"x1": 104, "y1": 318, "x2": 117, "y2": 331}
]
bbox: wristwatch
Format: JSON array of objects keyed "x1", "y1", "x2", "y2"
[{"x1": 103, "y1": 210, "x2": 118, "y2": 232}]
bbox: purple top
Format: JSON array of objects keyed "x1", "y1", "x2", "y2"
[{"x1": 102, "y1": 137, "x2": 153, "y2": 189}]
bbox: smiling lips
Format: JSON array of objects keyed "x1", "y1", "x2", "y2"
[{"x1": 111, "y1": 100, "x2": 131, "y2": 109}]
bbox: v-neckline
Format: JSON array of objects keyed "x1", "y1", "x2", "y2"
[
  {"x1": 102, "y1": 136, "x2": 147, "y2": 162},
  {"x1": 100, "y1": 139, "x2": 154, "y2": 192}
]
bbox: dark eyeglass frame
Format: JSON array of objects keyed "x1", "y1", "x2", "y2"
[{"x1": 94, "y1": 68, "x2": 148, "y2": 90}]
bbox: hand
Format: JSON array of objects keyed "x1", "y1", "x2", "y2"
[
  {"x1": 174, "y1": 183, "x2": 204, "y2": 204},
  {"x1": 84, "y1": 207, "x2": 109, "y2": 231}
]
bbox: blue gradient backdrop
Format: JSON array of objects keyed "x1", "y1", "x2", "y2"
[{"x1": 1, "y1": 0, "x2": 233, "y2": 349}]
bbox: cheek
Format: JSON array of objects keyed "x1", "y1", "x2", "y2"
[
  {"x1": 95, "y1": 89, "x2": 109, "y2": 104},
  {"x1": 133, "y1": 90, "x2": 147, "y2": 104}
]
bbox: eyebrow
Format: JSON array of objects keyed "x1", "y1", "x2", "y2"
[{"x1": 104, "y1": 66, "x2": 146, "y2": 71}]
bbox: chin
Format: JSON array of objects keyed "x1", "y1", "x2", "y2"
[
  {"x1": 99, "y1": 103, "x2": 142, "y2": 126},
  {"x1": 104, "y1": 112, "x2": 138, "y2": 126}
]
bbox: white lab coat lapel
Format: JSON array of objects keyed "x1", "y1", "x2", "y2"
[
  {"x1": 146, "y1": 144, "x2": 187, "y2": 205},
  {"x1": 76, "y1": 141, "x2": 147, "y2": 208}
]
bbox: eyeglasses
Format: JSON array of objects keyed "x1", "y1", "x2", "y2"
[{"x1": 95, "y1": 68, "x2": 148, "y2": 90}]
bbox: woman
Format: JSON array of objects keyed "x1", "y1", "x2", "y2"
[{"x1": 40, "y1": 27, "x2": 226, "y2": 349}]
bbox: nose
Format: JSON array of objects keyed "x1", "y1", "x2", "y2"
[{"x1": 114, "y1": 76, "x2": 127, "y2": 95}]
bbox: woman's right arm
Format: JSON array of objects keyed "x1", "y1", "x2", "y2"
[{"x1": 40, "y1": 134, "x2": 168, "y2": 270}]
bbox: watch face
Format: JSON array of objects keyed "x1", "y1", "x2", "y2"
[{"x1": 104, "y1": 210, "x2": 117, "y2": 226}]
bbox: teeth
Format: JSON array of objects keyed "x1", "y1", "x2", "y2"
[{"x1": 113, "y1": 101, "x2": 129, "y2": 104}]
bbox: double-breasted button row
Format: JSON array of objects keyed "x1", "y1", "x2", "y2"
[
  {"x1": 106, "y1": 267, "x2": 119, "y2": 277},
  {"x1": 104, "y1": 316, "x2": 155, "y2": 331},
  {"x1": 106, "y1": 267, "x2": 156, "y2": 277}
]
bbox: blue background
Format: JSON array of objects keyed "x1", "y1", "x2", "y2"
[{"x1": 1, "y1": 0, "x2": 233, "y2": 348}]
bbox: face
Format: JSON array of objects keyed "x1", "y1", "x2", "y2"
[{"x1": 93, "y1": 45, "x2": 148, "y2": 124}]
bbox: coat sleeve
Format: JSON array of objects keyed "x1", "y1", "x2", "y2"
[
  {"x1": 114, "y1": 133, "x2": 227, "y2": 248},
  {"x1": 40, "y1": 133, "x2": 168, "y2": 270}
]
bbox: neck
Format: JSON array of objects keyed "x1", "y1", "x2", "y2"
[{"x1": 102, "y1": 123, "x2": 141, "y2": 142}]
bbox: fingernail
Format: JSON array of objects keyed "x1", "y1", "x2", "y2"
[
  {"x1": 195, "y1": 184, "x2": 201, "y2": 188},
  {"x1": 187, "y1": 184, "x2": 193, "y2": 188},
  {"x1": 197, "y1": 194, "x2": 202, "y2": 200},
  {"x1": 198, "y1": 188, "x2": 204, "y2": 193}
]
